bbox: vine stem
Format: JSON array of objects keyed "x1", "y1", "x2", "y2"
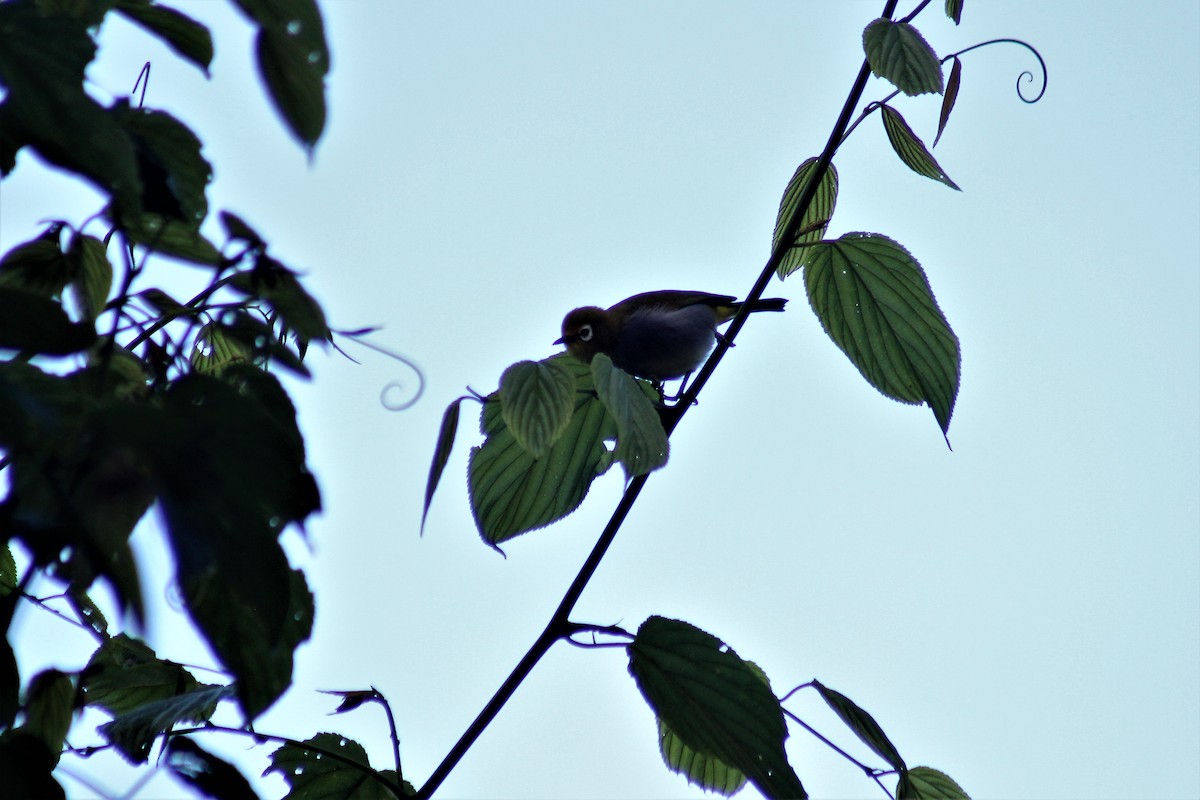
[{"x1": 414, "y1": 4, "x2": 901, "y2": 798}]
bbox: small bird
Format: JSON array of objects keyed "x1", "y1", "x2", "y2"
[{"x1": 555, "y1": 290, "x2": 787, "y2": 383}]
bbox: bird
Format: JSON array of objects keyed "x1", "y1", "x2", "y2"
[{"x1": 554, "y1": 290, "x2": 787, "y2": 383}]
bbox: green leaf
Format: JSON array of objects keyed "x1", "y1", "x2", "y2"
[
  {"x1": 628, "y1": 617, "x2": 806, "y2": 800},
  {"x1": 659, "y1": 718, "x2": 747, "y2": 796},
  {"x1": 195, "y1": 312, "x2": 311, "y2": 377},
  {"x1": 590, "y1": 354, "x2": 668, "y2": 477},
  {"x1": 812, "y1": 680, "x2": 906, "y2": 772},
  {"x1": 81, "y1": 634, "x2": 206, "y2": 717},
  {"x1": 498, "y1": 359, "x2": 576, "y2": 458},
  {"x1": 799, "y1": 233, "x2": 959, "y2": 434},
  {"x1": 863, "y1": 19, "x2": 943, "y2": 96},
  {"x1": 114, "y1": 0, "x2": 214, "y2": 75},
  {"x1": 117, "y1": 212, "x2": 224, "y2": 266},
  {"x1": 99, "y1": 685, "x2": 232, "y2": 763},
  {"x1": 880, "y1": 104, "x2": 960, "y2": 190},
  {"x1": 898, "y1": 766, "x2": 971, "y2": 799},
  {"x1": 232, "y1": 0, "x2": 330, "y2": 149},
  {"x1": 192, "y1": 321, "x2": 255, "y2": 375},
  {"x1": 422, "y1": 397, "x2": 464, "y2": 534},
  {"x1": 469, "y1": 354, "x2": 616, "y2": 546},
  {"x1": 230, "y1": 255, "x2": 329, "y2": 342},
  {"x1": 0, "y1": 288, "x2": 96, "y2": 354},
  {"x1": 773, "y1": 157, "x2": 839, "y2": 279},
  {"x1": 68, "y1": 233, "x2": 113, "y2": 321},
  {"x1": 266, "y1": 733, "x2": 410, "y2": 800},
  {"x1": 166, "y1": 737, "x2": 261, "y2": 800},
  {"x1": 0, "y1": 546, "x2": 16, "y2": 596},
  {"x1": 22, "y1": 669, "x2": 74, "y2": 765},
  {"x1": 934, "y1": 57, "x2": 962, "y2": 148},
  {"x1": 945, "y1": 0, "x2": 964, "y2": 25}
]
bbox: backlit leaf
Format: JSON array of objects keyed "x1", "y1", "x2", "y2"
[
  {"x1": 22, "y1": 669, "x2": 74, "y2": 765},
  {"x1": 117, "y1": 213, "x2": 223, "y2": 266},
  {"x1": 628, "y1": 617, "x2": 806, "y2": 800},
  {"x1": 880, "y1": 104, "x2": 960, "y2": 190},
  {"x1": 773, "y1": 158, "x2": 839, "y2": 279},
  {"x1": 799, "y1": 233, "x2": 959, "y2": 434},
  {"x1": 945, "y1": 0, "x2": 964, "y2": 25},
  {"x1": 591, "y1": 353, "x2": 668, "y2": 477},
  {"x1": 498, "y1": 359, "x2": 576, "y2": 458},
  {"x1": 230, "y1": 255, "x2": 329, "y2": 342},
  {"x1": 0, "y1": 546, "x2": 15, "y2": 596},
  {"x1": 863, "y1": 19, "x2": 943, "y2": 96}
]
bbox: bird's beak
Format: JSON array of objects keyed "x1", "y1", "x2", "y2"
[{"x1": 553, "y1": 335, "x2": 569, "y2": 346}]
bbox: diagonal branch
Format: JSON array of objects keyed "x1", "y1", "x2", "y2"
[{"x1": 416, "y1": 2, "x2": 901, "y2": 797}]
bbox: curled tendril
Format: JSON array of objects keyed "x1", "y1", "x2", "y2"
[
  {"x1": 334, "y1": 330, "x2": 426, "y2": 411},
  {"x1": 950, "y1": 38, "x2": 1047, "y2": 103}
]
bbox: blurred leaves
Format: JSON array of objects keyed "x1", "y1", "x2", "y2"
[
  {"x1": 231, "y1": 0, "x2": 330, "y2": 150},
  {"x1": 114, "y1": 0, "x2": 214, "y2": 75},
  {"x1": 166, "y1": 737, "x2": 262, "y2": 800},
  {"x1": 99, "y1": 684, "x2": 232, "y2": 763}
]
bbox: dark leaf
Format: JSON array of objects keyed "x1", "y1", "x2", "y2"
[
  {"x1": 201, "y1": 311, "x2": 311, "y2": 377},
  {"x1": 628, "y1": 617, "x2": 806, "y2": 799},
  {"x1": 0, "y1": 3, "x2": 143, "y2": 216},
  {"x1": 232, "y1": 0, "x2": 330, "y2": 149},
  {"x1": 812, "y1": 680, "x2": 906, "y2": 772},
  {"x1": 880, "y1": 104, "x2": 960, "y2": 190},
  {"x1": 114, "y1": 0, "x2": 214, "y2": 75},
  {"x1": 862, "y1": 19, "x2": 943, "y2": 96},
  {"x1": 773, "y1": 157, "x2": 839, "y2": 279},
  {"x1": 219, "y1": 211, "x2": 266, "y2": 248},
  {"x1": 0, "y1": 288, "x2": 96, "y2": 354},
  {"x1": 799, "y1": 233, "x2": 959, "y2": 435},
  {"x1": 934, "y1": 57, "x2": 962, "y2": 148},
  {"x1": 166, "y1": 737, "x2": 262, "y2": 800},
  {"x1": 266, "y1": 733, "x2": 408, "y2": 800},
  {"x1": 422, "y1": 397, "x2": 464, "y2": 535},
  {"x1": 230, "y1": 255, "x2": 330, "y2": 342},
  {"x1": 0, "y1": 636, "x2": 18, "y2": 728},
  {"x1": 0, "y1": 730, "x2": 65, "y2": 800},
  {"x1": 81, "y1": 634, "x2": 206, "y2": 717},
  {"x1": 0, "y1": 546, "x2": 16, "y2": 596},
  {"x1": 99, "y1": 684, "x2": 232, "y2": 763},
  {"x1": 321, "y1": 689, "x2": 377, "y2": 715}
]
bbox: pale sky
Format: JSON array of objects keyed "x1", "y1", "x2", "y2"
[{"x1": 2, "y1": 3, "x2": 1198, "y2": 799}]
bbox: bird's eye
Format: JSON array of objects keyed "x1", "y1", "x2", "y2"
[{"x1": 578, "y1": 324, "x2": 593, "y2": 342}]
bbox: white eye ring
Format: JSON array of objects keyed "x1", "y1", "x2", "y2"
[{"x1": 578, "y1": 324, "x2": 593, "y2": 342}]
